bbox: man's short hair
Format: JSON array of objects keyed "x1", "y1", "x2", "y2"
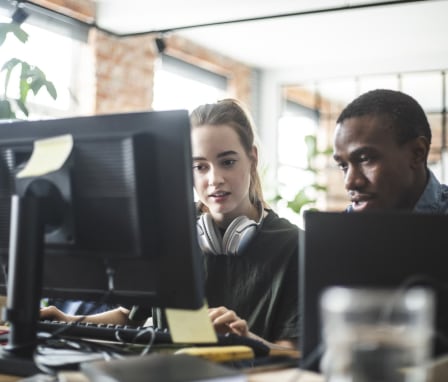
[{"x1": 336, "y1": 89, "x2": 432, "y2": 145}]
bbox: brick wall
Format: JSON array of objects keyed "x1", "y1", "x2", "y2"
[{"x1": 91, "y1": 30, "x2": 157, "y2": 114}]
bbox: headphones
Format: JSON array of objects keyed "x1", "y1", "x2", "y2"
[{"x1": 197, "y1": 203, "x2": 265, "y2": 256}]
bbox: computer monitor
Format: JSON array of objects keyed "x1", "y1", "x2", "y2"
[
  {"x1": 0, "y1": 111, "x2": 204, "y2": 359},
  {"x1": 299, "y1": 210, "x2": 448, "y2": 371}
]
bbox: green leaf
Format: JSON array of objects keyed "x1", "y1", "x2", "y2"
[
  {"x1": 19, "y1": 78, "x2": 30, "y2": 103},
  {"x1": 15, "y1": 99, "x2": 29, "y2": 117},
  {"x1": 29, "y1": 77, "x2": 45, "y2": 95},
  {"x1": 1, "y1": 58, "x2": 23, "y2": 98},
  {"x1": 305, "y1": 134, "x2": 317, "y2": 158},
  {"x1": 20, "y1": 61, "x2": 31, "y2": 75},
  {"x1": 0, "y1": 22, "x2": 28, "y2": 45},
  {"x1": 287, "y1": 189, "x2": 316, "y2": 214},
  {"x1": 26, "y1": 66, "x2": 45, "y2": 79},
  {"x1": 45, "y1": 81, "x2": 57, "y2": 99},
  {"x1": 10, "y1": 23, "x2": 28, "y2": 43},
  {"x1": 0, "y1": 99, "x2": 16, "y2": 119},
  {"x1": 1, "y1": 58, "x2": 22, "y2": 72}
]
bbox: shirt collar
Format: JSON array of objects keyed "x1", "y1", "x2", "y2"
[{"x1": 413, "y1": 170, "x2": 445, "y2": 213}]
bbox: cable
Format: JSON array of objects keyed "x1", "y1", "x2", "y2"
[
  {"x1": 299, "y1": 342, "x2": 325, "y2": 371},
  {"x1": 33, "y1": 335, "x2": 126, "y2": 375}
]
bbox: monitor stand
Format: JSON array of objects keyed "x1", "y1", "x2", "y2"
[{"x1": 0, "y1": 188, "x2": 52, "y2": 376}]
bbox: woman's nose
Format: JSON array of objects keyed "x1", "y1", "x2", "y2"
[{"x1": 208, "y1": 167, "x2": 224, "y2": 186}]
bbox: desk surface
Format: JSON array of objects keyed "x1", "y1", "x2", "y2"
[
  {"x1": 248, "y1": 367, "x2": 323, "y2": 382},
  {"x1": 52, "y1": 367, "x2": 324, "y2": 382}
]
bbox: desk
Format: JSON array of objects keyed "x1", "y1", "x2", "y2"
[
  {"x1": 0, "y1": 375, "x2": 21, "y2": 382},
  {"x1": 248, "y1": 368, "x2": 323, "y2": 382},
  {"x1": 53, "y1": 367, "x2": 324, "y2": 382}
]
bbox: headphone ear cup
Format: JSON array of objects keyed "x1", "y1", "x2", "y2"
[
  {"x1": 197, "y1": 214, "x2": 223, "y2": 255},
  {"x1": 222, "y1": 216, "x2": 258, "y2": 256}
]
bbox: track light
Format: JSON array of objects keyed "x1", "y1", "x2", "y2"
[
  {"x1": 155, "y1": 37, "x2": 166, "y2": 54},
  {"x1": 11, "y1": 3, "x2": 29, "y2": 25}
]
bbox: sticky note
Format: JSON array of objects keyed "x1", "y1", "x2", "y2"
[
  {"x1": 17, "y1": 134, "x2": 73, "y2": 178},
  {"x1": 165, "y1": 301, "x2": 218, "y2": 344}
]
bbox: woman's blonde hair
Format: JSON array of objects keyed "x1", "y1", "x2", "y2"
[{"x1": 190, "y1": 98, "x2": 266, "y2": 213}]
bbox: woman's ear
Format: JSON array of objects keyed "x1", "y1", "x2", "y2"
[
  {"x1": 251, "y1": 146, "x2": 258, "y2": 166},
  {"x1": 410, "y1": 136, "x2": 430, "y2": 167}
]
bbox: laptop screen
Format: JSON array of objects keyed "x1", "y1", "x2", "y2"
[{"x1": 299, "y1": 210, "x2": 448, "y2": 370}]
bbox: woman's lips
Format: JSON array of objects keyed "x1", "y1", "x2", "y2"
[{"x1": 210, "y1": 191, "x2": 230, "y2": 203}]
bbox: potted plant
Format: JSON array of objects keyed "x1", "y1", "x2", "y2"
[
  {"x1": 274, "y1": 134, "x2": 329, "y2": 215},
  {"x1": 0, "y1": 19, "x2": 57, "y2": 119}
]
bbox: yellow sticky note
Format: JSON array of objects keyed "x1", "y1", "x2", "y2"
[
  {"x1": 17, "y1": 134, "x2": 73, "y2": 178},
  {"x1": 165, "y1": 301, "x2": 218, "y2": 344}
]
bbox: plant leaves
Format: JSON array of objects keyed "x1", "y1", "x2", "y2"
[
  {"x1": 1, "y1": 58, "x2": 22, "y2": 72},
  {"x1": 29, "y1": 77, "x2": 45, "y2": 95},
  {"x1": 15, "y1": 99, "x2": 29, "y2": 117},
  {"x1": 0, "y1": 22, "x2": 28, "y2": 46},
  {"x1": 0, "y1": 99, "x2": 16, "y2": 119},
  {"x1": 287, "y1": 189, "x2": 316, "y2": 214},
  {"x1": 45, "y1": 81, "x2": 57, "y2": 99},
  {"x1": 1, "y1": 21, "x2": 57, "y2": 119},
  {"x1": 10, "y1": 23, "x2": 28, "y2": 43},
  {"x1": 19, "y1": 78, "x2": 30, "y2": 103}
]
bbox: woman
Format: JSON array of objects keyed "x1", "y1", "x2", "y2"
[
  {"x1": 190, "y1": 99, "x2": 299, "y2": 349},
  {"x1": 41, "y1": 99, "x2": 299, "y2": 350}
]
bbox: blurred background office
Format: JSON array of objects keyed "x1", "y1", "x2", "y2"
[{"x1": 1, "y1": 0, "x2": 447, "y2": 227}]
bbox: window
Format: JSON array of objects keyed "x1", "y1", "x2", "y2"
[
  {"x1": 276, "y1": 101, "x2": 319, "y2": 226},
  {"x1": 153, "y1": 54, "x2": 228, "y2": 112},
  {"x1": 281, "y1": 70, "x2": 448, "y2": 213},
  {"x1": 0, "y1": 4, "x2": 89, "y2": 119}
]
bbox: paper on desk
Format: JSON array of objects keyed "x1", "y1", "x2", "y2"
[
  {"x1": 17, "y1": 134, "x2": 74, "y2": 178},
  {"x1": 165, "y1": 301, "x2": 218, "y2": 344}
]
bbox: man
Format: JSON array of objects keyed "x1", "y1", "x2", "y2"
[
  {"x1": 332, "y1": 88, "x2": 448, "y2": 213},
  {"x1": 321, "y1": 89, "x2": 448, "y2": 375}
]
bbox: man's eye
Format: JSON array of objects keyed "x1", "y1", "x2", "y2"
[
  {"x1": 359, "y1": 156, "x2": 369, "y2": 162},
  {"x1": 337, "y1": 163, "x2": 347, "y2": 172}
]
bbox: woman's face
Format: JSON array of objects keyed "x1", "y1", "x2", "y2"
[{"x1": 191, "y1": 124, "x2": 255, "y2": 226}]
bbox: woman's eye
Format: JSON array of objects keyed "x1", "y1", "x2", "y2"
[
  {"x1": 193, "y1": 164, "x2": 206, "y2": 172},
  {"x1": 222, "y1": 159, "x2": 236, "y2": 167}
]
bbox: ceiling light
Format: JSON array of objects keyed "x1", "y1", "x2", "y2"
[
  {"x1": 11, "y1": 3, "x2": 29, "y2": 25},
  {"x1": 155, "y1": 37, "x2": 166, "y2": 54}
]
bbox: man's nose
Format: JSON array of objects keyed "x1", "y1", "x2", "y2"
[{"x1": 344, "y1": 165, "x2": 365, "y2": 191}]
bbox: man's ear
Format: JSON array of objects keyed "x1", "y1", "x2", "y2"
[{"x1": 410, "y1": 136, "x2": 430, "y2": 168}]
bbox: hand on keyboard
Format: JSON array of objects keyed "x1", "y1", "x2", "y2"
[
  {"x1": 208, "y1": 306, "x2": 248, "y2": 337},
  {"x1": 40, "y1": 306, "x2": 69, "y2": 322}
]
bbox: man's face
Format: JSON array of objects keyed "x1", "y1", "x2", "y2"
[{"x1": 333, "y1": 115, "x2": 420, "y2": 211}]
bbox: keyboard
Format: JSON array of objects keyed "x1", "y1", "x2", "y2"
[{"x1": 36, "y1": 320, "x2": 270, "y2": 357}]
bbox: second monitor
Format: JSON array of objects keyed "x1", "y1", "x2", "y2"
[{"x1": 299, "y1": 210, "x2": 448, "y2": 370}]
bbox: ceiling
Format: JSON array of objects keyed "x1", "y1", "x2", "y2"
[{"x1": 92, "y1": 0, "x2": 448, "y2": 87}]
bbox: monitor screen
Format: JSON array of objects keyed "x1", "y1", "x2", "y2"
[
  {"x1": 299, "y1": 210, "x2": 448, "y2": 370},
  {"x1": 0, "y1": 111, "x2": 204, "y2": 321}
]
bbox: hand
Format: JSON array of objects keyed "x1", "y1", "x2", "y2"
[
  {"x1": 208, "y1": 306, "x2": 249, "y2": 337},
  {"x1": 40, "y1": 305, "x2": 70, "y2": 322}
]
